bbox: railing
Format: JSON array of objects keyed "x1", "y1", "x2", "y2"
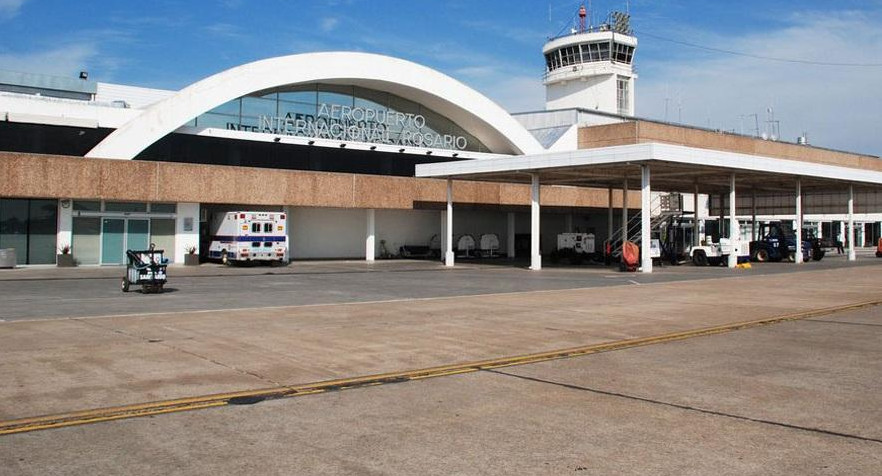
[{"x1": 603, "y1": 193, "x2": 682, "y2": 257}]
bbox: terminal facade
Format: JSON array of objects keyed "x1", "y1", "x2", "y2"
[{"x1": 1, "y1": 12, "x2": 880, "y2": 267}]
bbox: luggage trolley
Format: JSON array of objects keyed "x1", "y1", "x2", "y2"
[{"x1": 122, "y1": 244, "x2": 169, "y2": 293}]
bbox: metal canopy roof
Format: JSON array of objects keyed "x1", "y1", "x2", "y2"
[{"x1": 415, "y1": 143, "x2": 882, "y2": 194}]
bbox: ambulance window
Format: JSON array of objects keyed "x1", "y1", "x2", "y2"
[
  {"x1": 264, "y1": 242, "x2": 272, "y2": 247},
  {"x1": 252, "y1": 223, "x2": 260, "y2": 233},
  {"x1": 252, "y1": 241, "x2": 260, "y2": 247},
  {"x1": 264, "y1": 223, "x2": 273, "y2": 233}
]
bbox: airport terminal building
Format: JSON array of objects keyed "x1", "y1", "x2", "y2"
[{"x1": 1, "y1": 17, "x2": 881, "y2": 268}]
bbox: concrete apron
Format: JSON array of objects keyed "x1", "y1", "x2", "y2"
[{"x1": 1, "y1": 266, "x2": 881, "y2": 420}]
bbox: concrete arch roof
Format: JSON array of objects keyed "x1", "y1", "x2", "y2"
[{"x1": 86, "y1": 52, "x2": 544, "y2": 159}]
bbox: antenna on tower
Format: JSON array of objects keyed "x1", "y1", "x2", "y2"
[{"x1": 578, "y1": 4, "x2": 587, "y2": 33}]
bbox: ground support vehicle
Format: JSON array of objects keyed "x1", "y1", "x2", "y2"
[
  {"x1": 122, "y1": 245, "x2": 168, "y2": 293},
  {"x1": 551, "y1": 233, "x2": 596, "y2": 264},
  {"x1": 689, "y1": 236, "x2": 749, "y2": 266},
  {"x1": 207, "y1": 211, "x2": 287, "y2": 265},
  {"x1": 750, "y1": 222, "x2": 822, "y2": 262}
]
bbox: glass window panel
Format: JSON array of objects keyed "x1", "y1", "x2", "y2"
[
  {"x1": 241, "y1": 96, "x2": 277, "y2": 119},
  {"x1": 317, "y1": 84, "x2": 354, "y2": 107},
  {"x1": 72, "y1": 217, "x2": 100, "y2": 265},
  {"x1": 276, "y1": 101, "x2": 318, "y2": 121},
  {"x1": 73, "y1": 200, "x2": 100, "y2": 211},
  {"x1": 208, "y1": 98, "x2": 241, "y2": 116},
  {"x1": 28, "y1": 199, "x2": 57, "y2": 264},
  {"x1": 278, "y1": 88, "x2": 317, "y2": 104},
  {"x1": 353, "y1": 87, "x2": 388, "y2": 110},
  {"x1": 150, "y1": 203, "x2": 176, "y2": 214},
  {"x1": 150, "y1": 218, "x2": 175, "y2": 261},
  {"x1": 105, "y1": 202, "x2": 147, "y2": 213},
  {"x1": 196, "y1": 112, "x2": 237, "y2": 129},
  {"x1": 0, "y1": 199, "x2": 28, "y2": 265}
]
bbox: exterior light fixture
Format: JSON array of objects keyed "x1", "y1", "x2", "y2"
[
  {"x1": 79, "y1": 71, "x2": 88, "y2": 80},
  {"x1": 339, "y1": 143, "x2": 346, "y2": 148},
  {"x1": 273, "y1": 137, "x2": 281, "y2": 142},
  {"x1": 307, "y1": 140, "x2": 315, "y2": 145},
  {"x1": 399, "y1": 148, "x2": 405, "y2": 153},
  {"x1": 452, "y1": 153, "x2": 459, "y2": 158},
  {"x1": 426, "y1": 151, "x2": 432, "y2": 155},
  {"x1": 369, "y1": 145, "x2": 377, "y2": 151}
]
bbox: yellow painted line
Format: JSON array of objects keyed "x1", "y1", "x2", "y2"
[{"x1": 1, "y1": 299, "x2": 878, "y2": 436}]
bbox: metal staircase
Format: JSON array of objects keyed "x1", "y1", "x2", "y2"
[{"x1": 605, "y1": 193, "x2": 683, "y2": 256}]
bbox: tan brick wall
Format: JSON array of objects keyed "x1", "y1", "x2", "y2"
[
  {"x1": 578, "y1": 121, "x2": 882, "y2": 172},
  {"x1": 1, "y1": 152, "x2": 625, "y2": 209}
]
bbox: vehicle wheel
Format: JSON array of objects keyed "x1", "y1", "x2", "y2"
[
  {"x1": 876, "y1": 251, "x2": 882, "y2": 258},
  {"x1": 221, "y1": 250, "x2": 229, "y2": 266},
  {"x1": 785, "y1": 251, "x2": 796, "y2": 263},
  {"x1": 754, "y1": 249, "x2": 769, "y2": 262},
  {"x1": 121, "y1": 277, "x2": 129, "y2": 293},
  {"x1": 692, "y1": 250, "x2": 708, "y2": 266},
  {"x1": 812, "y1": 249, "x2": 825, "y2": 261}
]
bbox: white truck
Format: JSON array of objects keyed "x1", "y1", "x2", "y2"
[
  {"x1": 208, "y1": 211, "x2": 288, "y2": 265},
  {"x1": 689, "y1": 234, "x2": 748, "y2": 266}
]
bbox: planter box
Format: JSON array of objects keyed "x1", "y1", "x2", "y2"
[
  {"x1": 56, "y1": 254, "x2": 76, "y2": 267},
  {"x1": 184, "y1": 254, "x2": 200, "y2": 266}
]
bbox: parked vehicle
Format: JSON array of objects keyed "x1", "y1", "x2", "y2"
[
  {"x1": 551, "y1": 233, "x2": 596, "y2": 264},
  {"x1": 750, "y1": 222, "x2": 823, "y2": 262},
  {"x1": 690, "y1": 220, "x2": 749, "y2": 266},
  {"x1": 207, "y1": 211, "x2": 287, "y2": 265}
]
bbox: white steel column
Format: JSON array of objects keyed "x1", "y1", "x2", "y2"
[
  {"x1": 693, "y1": 184, "x2": 700, "y2": 247},
  {"x1": 795, "y1": 179, "x2": 803, "y2": 264},
  {"x1": 621, "y1": 178, "x2": 629, "y2": 242},
  {"x1": 445, "y1": 179, "x2": 455, "y2": 267},
  {"x1": 848, "y1": 185, "x2": 856, "y2": 261},
  {"x1": 603, "y1": 187, "x2": 613, "y2": 244},
  {"x1": 751, "y1": 190, "x2": 758, "y2": 241},
  {"x1": 640, "y1": 165, "x2": 652, "y2": 273},
  {"x1": 507, "y1": 212, "x2": 516, "y2": 259},
  {"x1": 56, "y1": 199, "x2": 73, "y2": 260},
  {"x1": 530, "y1": 174, "x2": 542, "y2": 270},
  {"x1": 728, "y1": 174, "x2": 737, "y2": 268},
  {"x1": 365, "y1": 209, "x2": 376, "y2": 262}
]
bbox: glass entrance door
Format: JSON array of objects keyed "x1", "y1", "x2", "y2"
[
  {"x1": 101, "y1": 218, "x2": 125, "y2": 264},
  {"x1": 127, "y1": 219, "x2": 150, "y2": 252}
]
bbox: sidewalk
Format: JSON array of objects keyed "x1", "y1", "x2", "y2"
[{"x1": 1, "y1": 265, "x2": 880, "y2": 420}]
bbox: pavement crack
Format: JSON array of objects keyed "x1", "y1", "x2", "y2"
[
  {"x1": 71, "y1": 318, "x2": 285, "y2": 387},
  {"x1": 485, "y1": 369, "x2": 882, "y2": 445}
]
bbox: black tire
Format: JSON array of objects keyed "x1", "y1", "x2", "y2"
[
  {"x1": 121, "y1": 277, "x2": 130, "y2": 293},
  {"x1": 692, "y1": 250, "x2": 708, "y2": 267},
  {"x1": 221, "y1": 250, "x2": 229, "y2": 266},
  {"x1": 812, "y1": 249, "x2": 825, "y2": 262},
  {"x1": 754, "y1": 249, "x2": 769, "y2": 262},
  {"x1": 785, "y1": 251, "x2": 796, "y2": 263}
]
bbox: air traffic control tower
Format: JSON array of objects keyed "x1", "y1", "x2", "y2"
[{"x1": 543, "y1": 6, "x2": 637, "y2": 116}]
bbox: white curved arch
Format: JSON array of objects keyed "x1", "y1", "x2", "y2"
[{"x1": 86, "y1": 52, "x2": 544, "y2": 159}]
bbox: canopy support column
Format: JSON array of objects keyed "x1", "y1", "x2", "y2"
[
  {"x1": 445, "y1": 179, "x2": 454, "y2": 267},
  {"x1": 728, "y1": 174, "x2": 737, "y2": 268},
  {"x1": 641, "y1": 165, "x2": 652, "y2": 273},
  {"x1": 795, "y1": 179, "x2": 803, "y2": 264},
  {"x1": 365, "y1": 209, "x2": 375, "y2": 262},
  {"x1": 848, "y1": 185, "x2": 856, "y2": 261},
  {"x1": 530, "y1": 174, "x2": 542, "y2": 270},
  {"x1": 507, "y1": 212, "x2": 516, "y2": 260}
]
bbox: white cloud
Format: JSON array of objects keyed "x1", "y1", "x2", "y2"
[
  {"x1": 320, "y1": 17, "x2": 339, "y2": 32},
  {"x1": 636, "y1": 11, "x2": 882, "y2": 156},
  {"x1": 0, "y1": 0, "x2": 26, "y2": 20},
  {"x1": 0, "y1": 44, "x2": 98, "y2": 76}
]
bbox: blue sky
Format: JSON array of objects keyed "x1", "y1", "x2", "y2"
[{"x1": 1, "y1": 0, "x2": 881, "y2": 155}]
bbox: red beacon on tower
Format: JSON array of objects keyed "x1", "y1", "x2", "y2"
[{"x1": 578, "y1": 4, "x2": 587, "y2": 33}]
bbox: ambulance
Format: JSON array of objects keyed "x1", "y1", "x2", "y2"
[{"x1": 207, "y1": 211, "x2": 288, "y2": 264}]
